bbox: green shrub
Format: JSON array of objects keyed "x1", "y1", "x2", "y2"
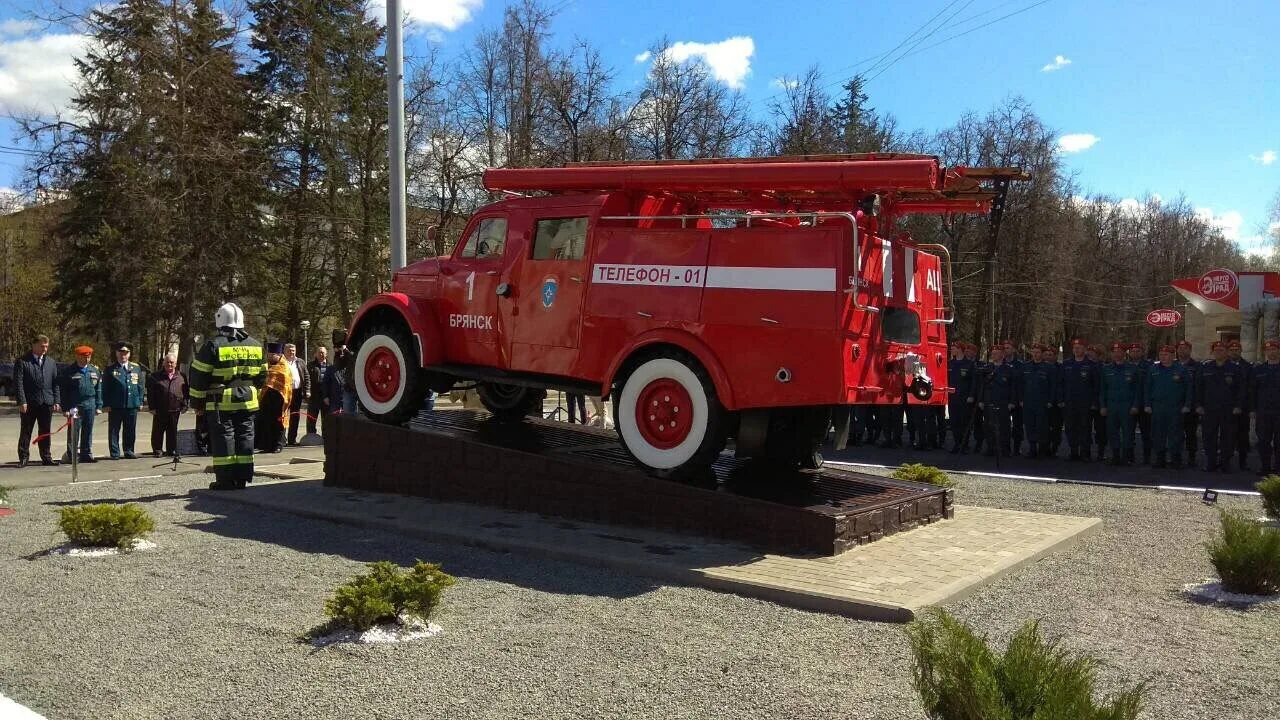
[
  {"x1": 323, "y1": 560, "x2": 457, "y2": 632},
  {"x1": 906, "y1": 608, "x2": 1146, "y2": 720},
  {"x1": 1257, "y1": 475, "x2": 1280, "y2": 520},
  {"x1": 57, "y1": 504, "x2": 155, "y2": 549},
  {"x1": 892, "y1": 463, "x2": 956, "y2": 488},
  {"x1": 1206, "y1": 510, "x2": 1280, "y2": 596},
  {"x1": 0, "y1": 484, "x2": 10, "y2": 505}
]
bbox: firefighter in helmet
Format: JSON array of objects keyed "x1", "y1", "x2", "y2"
[{"x1": 189, "y1": 302, "x2": 266, "y2": 489}]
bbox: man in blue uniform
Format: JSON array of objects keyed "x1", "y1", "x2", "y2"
[
  {"x1": 55, "y1": 346, "x2": 103, "y2": 463},
  {"x1": 948, "y1": 342, "x2": 976, "y2": 454},
  {"x1": 1062, "y1": 339, "x2": 1098, "y2": 462},
  {"x1": 1043, "y1": 345, "x2": 1065, "y2": 455},
  {"x1": 1125, "y1": 343, "x2": 1152, "y2": 465},
  {"x1": 978, "y1": 344, "x2": 1020, "y2": 457},
  {"x1": 1250, "y1": 339, "x2": 1280, "y2": 475},
  {"x1": 1099, "y1": 342, "x2": 1142, "y2": 466},
  {"x1": 1145, "y1": 345, "x2": 1191, "y2": 468},
  {"x1": 1003, "y1": 339, "x2": 1025, "y2": 455},
  {"x1": 1227, "y1": 339, "x2": 1253, "y2": 470},
  {"x1": 1086, "y1": 344, "x2": 1107, "y2": 459},
  {"x1": 1021, "y1": 344, "x2": 1056, "y2": 458},
  {"x1": 1176, "y1": 340, "x2": 1200, "y2": 466},
  {"x1": 1196, "y1": 341, "x2": 1244, "y2": 472},
  {"x1": 964, "y1": 343, "x2": 984, "y2": 453},
  {"x1": 103, "y1": 341, "x2": 147, "y2": 459}
]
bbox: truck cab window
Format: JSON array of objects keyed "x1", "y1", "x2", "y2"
[
  {"x1": 460, "y1": 218, "x2": 507, "y2": 259},
  {"x1": 881, "y1": 306, "x2": 921, "y2": 345},
  {"x1": 533, "y1": 217, "x2": 588, "y2": 260}
]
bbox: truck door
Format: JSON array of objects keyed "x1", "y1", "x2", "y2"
[
  {"x1": 437, "y1": 214, "x2": 509, "y2": 367},
  {"x1": 506, "y1": 215, "x2": 590, "y2": 372}
]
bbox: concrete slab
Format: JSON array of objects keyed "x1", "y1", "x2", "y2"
[{"x1": 207, "y1": 479, "x2": 1100, "y2": 622}]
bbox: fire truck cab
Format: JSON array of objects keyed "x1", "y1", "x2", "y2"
[{"x1": 349, "y1": 155, "x2": 1021, "y2": 476}]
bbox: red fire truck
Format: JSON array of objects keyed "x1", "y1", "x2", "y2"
[{"x1": 348, "y1": 155, "x2": 1021, "y2": 475}]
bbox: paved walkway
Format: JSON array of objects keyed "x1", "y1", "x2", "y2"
[{"x1": 212, "y1": 476, "x2": 1099, "y2": 622}]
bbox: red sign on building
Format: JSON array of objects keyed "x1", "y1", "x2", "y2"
[
  {"x1": 1145, "y1": 309, "x2": 1182, "y2": 327},
  {"x1": 1198, "y1": 268, "x2": 1238, "y2": 302}
]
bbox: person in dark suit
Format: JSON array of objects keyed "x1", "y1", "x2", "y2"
[
  {"x1": 147, "y1": 354, "x2": 188, "y2": 457},
  {"x1": 16, "y1": 334, "x2": 60, "y2": 466}
]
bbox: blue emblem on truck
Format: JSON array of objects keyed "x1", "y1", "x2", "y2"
[{"x1": 541, "y1": 277, "x2": 558, "y2": 308}]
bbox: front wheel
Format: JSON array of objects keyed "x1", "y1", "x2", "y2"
[
  {"x1": 353, "y1": 325, "x2": 426, "y2": 425},
  {"x1": 615, "y1": 352, "x2": 727, "y2": 476}
]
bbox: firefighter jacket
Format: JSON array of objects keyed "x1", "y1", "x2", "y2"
[
  {"x1": 188, "y1": 331, "x2": 266, "y2": 412},
  {"x1": 1195, "y1": 360, "x2": 1243, "y2": 413},
  {"x1": 948, "y1": 358, "x2": 976, "y2": 402},
  {"x1": 1250, "y1": 361, "x2": 1280, "y2": 415},
  {"x1": 1061, "y1": 357, "x2": 1098, "y2": 409},
  {"x1": 978, "y1": 361, "x2": 1020, "y2": 408},
  {"x1": 1021, "y1": 361, "x2": 1058, "y2": 409},
  {"x1": 55, "y1": 363, "x2": 102, "y2": 411},
  {"x1": 1099, "y1": 362, "x2": 1142, "y2": 412},
  {"x1": 1145, "y1": 362, "x2": 1191, "y2": 413},
  {"x1": 102, "y1": 361, "x2": 146, "y2": 409}
]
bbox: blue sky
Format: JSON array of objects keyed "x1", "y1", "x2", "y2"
[{"x1": 1, "y1": 0, "x2": 1276, "y2": 251}]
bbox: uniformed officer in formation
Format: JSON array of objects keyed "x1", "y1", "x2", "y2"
[
  {"x1": 1099, "y1": 342, "x2": 1142, "y2": 465},
  {"x1": 1125, "y1": 342, "x2": 1153, "y2": 465},
  {"x1": 103, "y1": 341, "x2": 146, "y2": 459},
  {"x1": 948, "y1": 342, "x2": 976, "y2": 454},
  {"x1": 1043, "y1": 345, "x2": 1065, "y2": 455},
  {"x1": 189, "y1": 303, "x2": 266, "y2": 490},
  {"x1": 1144, "y1": 345, "x2": 1191, "y2": 468},
  {"x1": 1002, "y1": 339, "x2": 1025, "y2": 454},
  {"x1": 978, "y1": 344, "x2": 1020, "y2": 457},
  {"x1": 964, "y1": 342, "x2": 984, "y2": 454},
  {"x1": 1061, "y1": 339, "x2": 1099, "y2": 461},
  {"x1": 1020, "y1": 343, "x2": 1058, "y2": 458},
  {"x1": 1175, "y1": 340, "x2": 1200, "y2": 465},
  {"x1": 55, "y1": 346, "x2": 104, "y2": 463},
  {"x1": 1250, "y1": 339, "x2": 1280, "y2": 475},
  {"x1": 1086, "y1": 344, "x2": 1108, "y2": 458},
  {"x1": 1196, "y1": 341, "x2": 1244, "y2": 472},
  {"x1": 1226, "y1": 339, "x2": 1253, "y2": 470}
]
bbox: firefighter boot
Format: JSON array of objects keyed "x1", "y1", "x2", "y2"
[
  {"x1": 1027, "y1": 442, "x2": 1038, "y2": 458},
  {"x1": 1153, "y1": 452, "x2": 1167, "y2": 469},
  {"x1": 1110, "y1": 450, "x2": 1124, "y2": 466},
  {"x1": 1124, "y1": 447, "x2": 1135, "y2": 464}
]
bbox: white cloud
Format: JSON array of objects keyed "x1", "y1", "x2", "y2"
[
  {"x1": 660, "y1": 36, "x2": 754, "y2": 88},
  {"x1": 769, "y1": 77, "x2": 798, "y2": 90},
  {"x1": 1057, "y1": 133, "x2": 1100, "y2": 153},
  {"x1": 1250, "y1": 149, "x2": 1276, "y2": 165},
  {"x1": 0, "y1": 19, "x2": 39, "y2": 36},
  {"x1": 0, "y1": 32, "x2": 89, "y2": 116},
  {"x1": 1041, "y1": 55, "x2": 1072, "y2": 72},
  {"x1": 633, "y1": 50, "x2": 651, "y2": 63},
  {"x1": 1195, "y1": 207, "x2": 1244, "y2": 242},
  {"x1": 367, "y1": 0, "x2": 482, "y2": 34},
  {"x1": 1117, "y1": 197, "x2": 1142, "y2": 215}
]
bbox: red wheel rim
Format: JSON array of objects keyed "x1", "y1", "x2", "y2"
[
  {"x1": 635, "y1": 378, "x2": 693, "y2": 449},
  {"x1": 364, "y1": 346, "x2": 401, "y2": 404}
]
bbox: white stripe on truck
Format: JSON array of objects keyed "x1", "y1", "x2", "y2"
[{"x1": 592, "y1": 264, "x2": 836, "y2": 292}]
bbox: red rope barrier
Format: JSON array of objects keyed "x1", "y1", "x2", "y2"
[{"x1": 31, "y1": 416, "x2": 73, "y2": 445}]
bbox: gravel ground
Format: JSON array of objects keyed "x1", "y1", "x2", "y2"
[{"x1": 0, "y1": 472, "x2": 1277, "y2": 720}]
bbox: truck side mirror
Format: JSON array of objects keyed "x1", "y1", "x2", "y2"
[{"x1": 496, "y1": 283, "x2": 512, "y2": 298}]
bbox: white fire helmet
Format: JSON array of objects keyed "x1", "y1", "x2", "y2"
[{"x1": 214, "y1": 302, "x2": 245, "y2": 330}]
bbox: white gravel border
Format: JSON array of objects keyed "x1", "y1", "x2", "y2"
[
  {"x1": 309, "y1": 615, "x2": 442, "y2": 647},
  {"x1": 46, "y1": 538, "x2": 156, "y2": 557},
  {"x1": 1182, "y1": 580, "x2": 1280, "y2": 607}
]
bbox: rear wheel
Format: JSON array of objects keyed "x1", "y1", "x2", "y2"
[
  {"x1": 353, "y1": 325, "x2": 426, "y2": 425},
  {"x1": 615, "y1": 351, "x2": 727, "y2": 476},
  {"x1": 477, "y1": 382, "x2": 546, "y2": 421}
]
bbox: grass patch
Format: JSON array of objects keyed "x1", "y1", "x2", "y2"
[
  {"x1": 0, "y1": 484, "x2": 10, "y2": 505},
  {"x1": 891, "y1": 463, "x2": 956, "y2": 488},
  {"x1": 1257, "y1": 475, "x2": 1280, "y2": 520},
  {"x1": 57, "y1": 504, "x2": 155, "y2": 549},
  {"x1": 1206, "y1": 510, "x2": 1280, "y2": 596},
  {"x1": 906, "y1": 608, "x2": 1146, "y2": 720},
  {"x1": 305, "y1": 560, "x2": 457, "y2": 639}
]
